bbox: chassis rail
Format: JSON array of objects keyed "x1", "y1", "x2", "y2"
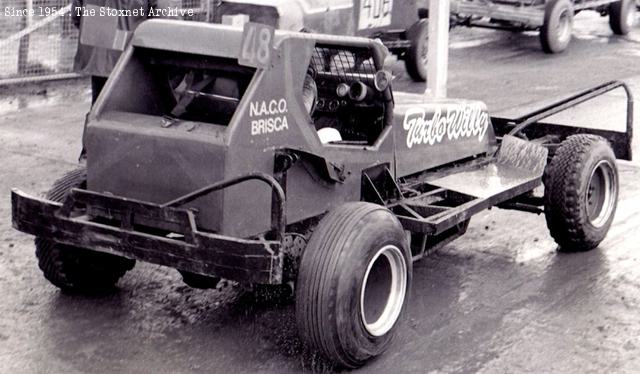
[{"x1": 12, "y1": 173, "x2": 286, "y2": 284}]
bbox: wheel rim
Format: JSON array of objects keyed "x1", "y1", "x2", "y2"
[
  {"x1": 360, "y1": 244, "x2": 407, "y2": 337},
  {"x1": 585, "y1": 160, "x2": 616, "y2": 228},
  {"x1": 420, "y1": 36, "x2": 428, "y2": 67},
  {"x1": 626, "y1": 4, "x2": 636, "y2": 28},
  {"x1": 557, "y1": 10, "x2": 572, "y2": 45}
]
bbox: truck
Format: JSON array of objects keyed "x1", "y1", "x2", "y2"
[{"x1": 11, "y1": 20, "x2": 633, "y2": 368}]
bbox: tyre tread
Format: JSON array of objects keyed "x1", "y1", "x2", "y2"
[
  {"x1": 543, "y1": 134, "x2": 618, "y2": 251},
  {"x1": 35, "y1": 167, "x2": 134, "y2": 292},
  {"x1": 297, "y1": 202, "x2": 405, "y2": 368}
]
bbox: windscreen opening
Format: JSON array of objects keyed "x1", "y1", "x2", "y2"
[{"x1": 103, "y1": 48, "x2": 256, "y2": 127}]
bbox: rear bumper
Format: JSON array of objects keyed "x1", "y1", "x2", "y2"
[{"x1": 12, "y1": 184, "x2": 284, "y2": 285}]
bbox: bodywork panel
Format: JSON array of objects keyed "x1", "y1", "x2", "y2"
[{"x1": 393, "y1": 92, "x2": 497, "y2": 177}]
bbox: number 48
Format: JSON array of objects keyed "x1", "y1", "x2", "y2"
[{"x1": 240, "y1": 24, "x2": 274, "y2": 68}]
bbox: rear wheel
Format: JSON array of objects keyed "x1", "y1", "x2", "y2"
[
  {"x1": 543, "y1": 135, "x2": 619, "y2": 251},
  {"x1": 35, "y1": 168, "x2": 135, "y2": 293},
  {"x1": 540, "y1": 0, "x2": 574, "y2": 53},
  {"x1": 404, "y1": 19, "x2": 429, "y2": 82},
  {"x1": 296, "y1": 202, "x2": 412, "y2": 368},
  {"x1": 609, "y1": 0, "x2": 636, "y2": 35}
]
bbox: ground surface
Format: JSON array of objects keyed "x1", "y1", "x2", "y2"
[{"x1": 1, "y1": 12, "x2": 640, "y2": 374}]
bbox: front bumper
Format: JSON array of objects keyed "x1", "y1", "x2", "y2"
[{"x1": 11, "y1": 174, "x2": 285, "y2": 285}]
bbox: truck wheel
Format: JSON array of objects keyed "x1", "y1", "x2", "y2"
[
  {"x1": 404, "y1": 19, "x2": 429, "y2": 82},
  {"x1": 540, "y1": 0, "x2": 574, "y2": 53},
  {"x1": 35, "y1": 168, "x2": 135, "y2": 293},
  {"x1": 543, "y1": 135, "x2": 619, "y2": 251},
  {"x1": 296, "y1": 202, "x2": 412, "y2": 368},
  {"x1": 609, "y1": 0, "x2": 636, "y2": 35}
]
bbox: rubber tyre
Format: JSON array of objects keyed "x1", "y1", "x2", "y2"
[
  {"x1": 609, "y1": 0, "x2": 636, "y2": 35},
  {"x1": 543, "y1": 135, "x2": 619, "y2": 251},
  {"x1": 404, "y1": 19, "x2": 429, "y2": 82},
  {"x1": 35, "y1": 168, "x2": 135, "y2": 293},
  {"x1": 540, "y1": 0, "x2": 574, "y2": 54},
  {"x1": 295, "y1": 202, "x2": 412, "y2": 368}
]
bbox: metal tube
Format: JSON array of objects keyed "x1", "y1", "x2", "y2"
[
  {"x1": 508, "y1": 80, "x2": 634, "y2": 141},
  {"x1": 161, "y1": 173, "x2": 287, "y2": 239}
]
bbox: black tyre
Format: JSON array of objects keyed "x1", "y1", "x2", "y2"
[
  {"x1": 609, "y1": 0, "x2": 636, "y2": 35},
  {"x1": 404, "y1": 19, "x2": 429, "y2": 82},
  {"x1": 35, "y1": 168, "x2": 135, "y2": 293},
  {"x1": 543, "y1": 135, "x2": 619, "y2": 251},
  {"x1": 540, "y1": 0, "x2": 574, "y2": 53},
  {"x1": 296, "y1": 202, "x2": 412, "y2": 368}
]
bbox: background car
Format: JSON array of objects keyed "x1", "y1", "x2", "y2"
[{"x1": 211, "y1": 0, "x2": 432, "y2": 81}]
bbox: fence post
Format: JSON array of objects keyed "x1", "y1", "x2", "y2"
[{"x1": 18, "y1": 0, "x2": 34, "y2": 74}]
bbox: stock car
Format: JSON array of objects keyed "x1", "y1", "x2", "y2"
[
  {"x1": 11, "y1": 20, "x2": 633, "y2": 368},
  {"x1": 210, "y1": 0, "x2": 432, "y2": 81}
]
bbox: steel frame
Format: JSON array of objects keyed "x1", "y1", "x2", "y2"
[{"x1": 12, "y1": 173, "x2": 286, "y2": 284}]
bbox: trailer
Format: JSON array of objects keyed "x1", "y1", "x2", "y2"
[{"x1": 450, "y1": 0, "x2": 637, "y2": 53}]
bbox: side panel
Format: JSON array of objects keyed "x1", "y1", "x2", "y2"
[
  {"x1": 393, "y1": 94, "x2": 497, "y2": 177},
  {"x1": 283, "y1": 132, "x2": 396, "y2": 226},
  {"x1": 223, "y1": 37, "x2": 396, "y2": 237},
  {"x1": 223, "y1": 38, "x2": 318, "y2": 238}
]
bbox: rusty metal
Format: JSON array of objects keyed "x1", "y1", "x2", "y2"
[{"x1": 12, "y1": 187, "x2": 284, "y2": 284}]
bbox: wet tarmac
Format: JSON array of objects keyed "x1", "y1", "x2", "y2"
[{"x1": 1, "y1": 11, "x2": 640, "y2": 374}]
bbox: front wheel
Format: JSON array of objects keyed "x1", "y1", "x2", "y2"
[
  {"x1": 609, "y1": 0, "x2": 636, "y2": 35},
  {"x1": 295, "y1": 202, "x2": 412, "y2": 368},
  {"x1": 543, "y1": 135, "x2": 619, "y2": 251}
]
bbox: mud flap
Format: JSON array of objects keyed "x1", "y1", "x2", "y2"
[{"x1": 429, "y1": 136, "x2": 548, "y2": 199}]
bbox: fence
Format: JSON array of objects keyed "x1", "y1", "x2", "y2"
[{"x1": 0, "y1": 0, "x2": 213, "y2": 84}]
